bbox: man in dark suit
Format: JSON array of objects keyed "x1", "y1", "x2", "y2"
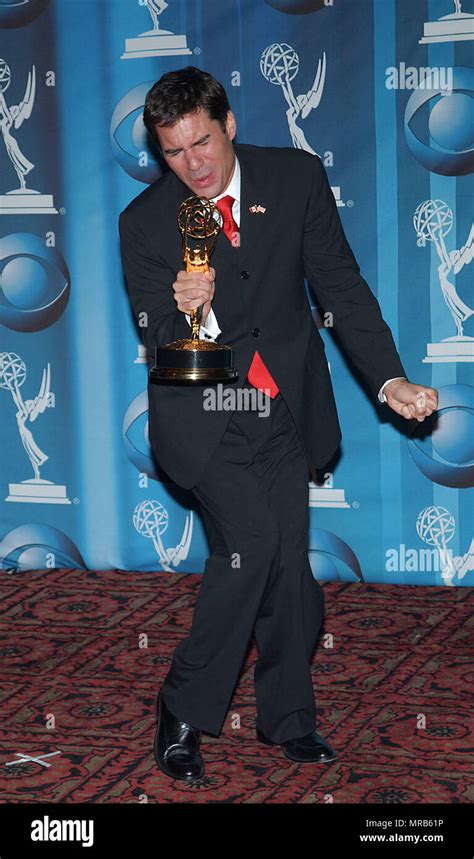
[{"x1": 119, "y1": 67, "x2": 438, "y2": 782}]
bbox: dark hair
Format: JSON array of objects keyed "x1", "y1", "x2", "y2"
[{"x1": 143, "y1": 67, "x2": 231, "y2": 147}]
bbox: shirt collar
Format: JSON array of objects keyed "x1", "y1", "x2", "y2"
[{"x1": 211, "y1": 155, "x2": 240, "y2": 204}]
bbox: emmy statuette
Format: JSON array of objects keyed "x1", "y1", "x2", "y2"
[{"x1": 149, "y1": 196, "x2": 238, "y2": 383}]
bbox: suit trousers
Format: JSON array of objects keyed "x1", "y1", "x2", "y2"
[{"x1": 160, "y1": 383, "x2": 325, "y2": 744}]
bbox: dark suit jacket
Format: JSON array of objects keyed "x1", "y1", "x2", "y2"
[{"x1": 119, "y1": 143, "x2": 407, "y2": 490}]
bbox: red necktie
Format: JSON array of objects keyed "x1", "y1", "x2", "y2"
[
  {"x1": 214, "y1": 195, "x2": 280, "y2": 399},
  {"x1": 215, "y1": 195, "x2": 239, "y2": 248}
]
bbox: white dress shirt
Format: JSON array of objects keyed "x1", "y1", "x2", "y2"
[
  {"x1": 184, "y1": 157, "x2": 240, "y2": 341},
  {"x1": 377, "y1": 376, "x2": 407, "y2": 403},
  {"x1": 184, "y1": 155, "x2": 406, "y2": 403}
]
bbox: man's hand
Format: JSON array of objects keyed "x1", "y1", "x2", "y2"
[
  {"x1": 384, "y1": 379, "x2": 438, "y2": 421},
  {"x1": 172, "y1": 267, "x2": 215, "y2": 323}
]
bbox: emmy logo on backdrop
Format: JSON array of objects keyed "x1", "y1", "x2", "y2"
[
  {"x1": 133, "y1": 500, "x2": 193, "y2": 572},
  {"x1": 134, "y1": 344, "x2": 149, "y2": 364},
  {"x1": 308, "y1": 479, "x2": 349, "y2": 509},
  {"x1": 260, "y1": 43, "x2": 344, "y2": 208},
  {"x1": 416, "y1": 506, "x2": 474, "y2": 586},
  {"x1": 0, "y1": 61, "x2": 57, "y2": 215},
  {"x1": 419, "y1": 0, "x2": 474, "y2": 44},
  {"x1": 121, "y1": 0, "x2": 192, "y2": 60},
  {"x1": 414, "y1": 200, "x2": 474, "y2": 363},
  {"x1": 0, "y1": 352, "x2": 70, "y2": 504}
]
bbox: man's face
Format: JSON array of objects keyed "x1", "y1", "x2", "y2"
[{"x1": 155, "y1": 107, "x2": 237, "y2": 198}]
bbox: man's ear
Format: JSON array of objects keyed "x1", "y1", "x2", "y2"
[
  {"x1": 152, "y1": 126, "x2": 164, "y2": 156},
  {"x1": 147, "y1": 128, "x2": 168, "y2": 170},
  {"x1": 226, "y1": 110, "x2": 237, "y2": 141}
]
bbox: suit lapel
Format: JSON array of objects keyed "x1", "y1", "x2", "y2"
[{"x1": 236, "y1": 144, "x2": 271, "y2": 269}]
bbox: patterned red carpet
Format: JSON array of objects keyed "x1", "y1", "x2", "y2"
[{"x1": 0, "y1": 568, "x2": 471, "y2": 803}]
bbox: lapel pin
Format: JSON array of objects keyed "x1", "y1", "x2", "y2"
[{"x1": 249, "y1": 204, "x2": 266, "y2": 214}]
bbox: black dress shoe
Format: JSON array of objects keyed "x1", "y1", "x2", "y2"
[
  {"x1": 154, "y1": 690, "x2": 204, "y2": 781},
  {"x1": 256, "y1": 726, "x2": 337, "y2": 763}
]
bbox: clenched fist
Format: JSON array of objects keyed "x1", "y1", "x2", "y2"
[
  {"x1": 384, "y1": 379, "x2": 438, "y2": 421},
  {"x1": 172, "y1": 267, "x2": 216, "y2": 323}
]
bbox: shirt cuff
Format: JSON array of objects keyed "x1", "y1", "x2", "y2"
[
  {"x1": 185, "y1": 307, "x2": 222, "y2": 342},
  {"x1": 378, "y1": 377, "x2": 407, "y2": 404}
]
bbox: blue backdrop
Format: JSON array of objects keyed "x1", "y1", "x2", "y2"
[{"x1": 0, "y1": 0, "x2": 472, "y2": 586}]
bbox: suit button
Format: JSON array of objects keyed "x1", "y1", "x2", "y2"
[
  {"x1": 240, "y1": 270, "x2": 250, "y2": 279},
  {"x1": 251, "y1": 327, "x2": 260, "y2": 337}
]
